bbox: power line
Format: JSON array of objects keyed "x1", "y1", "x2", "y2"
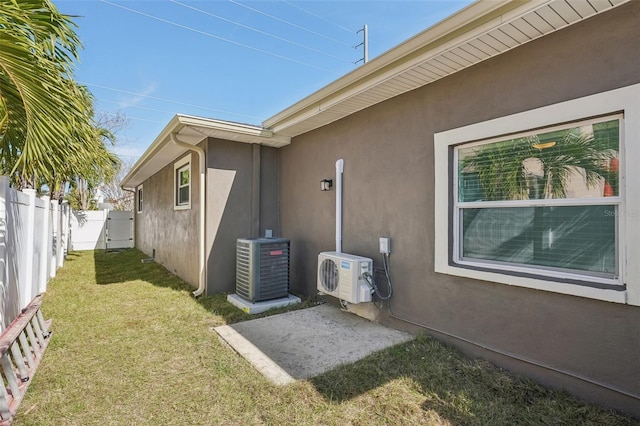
[
  {"x1": 97, "y1": 98, "x2": 185, "y2": 116},
  {"x1": 100, "y1": 111, "x2": 166, "y2": 125},
  {"x1": 283, "y1": 1, "x2": 355, "y2": 35},
  {"x1": 97, "y1": 97, "x2": 266, "y2": 127},
  {"x1": 100, "y1": 0, "x2": 340, "y2": 74},
  {"x1": 169, "y1": 0, "x2": 353, "y2": 64},
  {"x1": 83, "y1": 82, "x2": 262, "y2": 121},
  {"x1": 228, "y1": 0, "x2": 355, "y2": 49}
]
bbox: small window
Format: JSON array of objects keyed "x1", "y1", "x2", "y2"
[
  {"x1": 177, "y1": 165, "x2": 190, "y2": 205},
  {"x1": 174, "y1": 155, "x2": 191, "y2": 210},
  {"x1": 137, "y1": 185, "x2": 143, "y2": 213}
]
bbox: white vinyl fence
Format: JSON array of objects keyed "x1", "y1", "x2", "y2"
[
  {"x1": 70, "y1": 210, "x2": 133, "y2": 251},
  {"x1": 0, "y1": 176, "x2": 71, "y2": 331}
]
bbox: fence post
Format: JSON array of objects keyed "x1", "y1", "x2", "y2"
[
  {"x1": 49, "y1": 200, "x2": 58, "y2": 279},
  {"x1": 103, "y1": 209, "x2": 108, "y2": 250},
  {"x1": 64, "y1": 204, "x2": 72, "y2": 256},
  {"x1": 58, "y1": 202, "x2": 67, "y2": 268},
  {"x1": 38, "y1": 195, "x2": 50, "y2": 294},
  {"x1": 21, "y1": 189, "x2": 36, "y2": 310},
  {"x1": 0, "y1": 177, "x2": 9, "y2": 331}
]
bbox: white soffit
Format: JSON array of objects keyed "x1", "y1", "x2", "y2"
[
  {"x1": 264, "y1": 0, "x2": 630, "y2": 137},
  {"x1": 121, "y1": 114, "x2": 291, "y2": 189}
]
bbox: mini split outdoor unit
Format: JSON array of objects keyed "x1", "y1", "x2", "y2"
[
  {"x1": 317, "y1": 252, "x2": 372, "y2": 304},
  {"x1": 236, "y1": 237, "x2": 290, "y2": 303},
  {"x1": 317, "y1": 159, "x2": 374, "y2": 304}
]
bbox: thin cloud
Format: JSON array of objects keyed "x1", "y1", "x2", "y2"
[{"x1": 117, "y1": 82, "x2": 158, "y2": 109}]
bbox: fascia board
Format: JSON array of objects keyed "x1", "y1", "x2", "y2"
[
  {"x1": 121, "y1": 114, "x2": 291, "y2": 189},
  {"x1": 176, "y1": 114, "x2": 291, "y2": 146},
  {"x1": 177, "y1": 114, "x2": 271, "y2": 137},
  {"x1": 121, "y1": 115, "x2": 185, "y2": 189}
]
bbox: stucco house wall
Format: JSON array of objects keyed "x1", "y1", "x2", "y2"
[
  {"x1": 125, "y1": 1, "x2": 639, "y2": 416},
  {"x1": 135, "y1": 149, "x2": 202, "y2": 287},
  {"x1": 278, "y1": 3, "x2": 640, "y2": 415},
  {"x1": 205, "y1": 139, "x2": 280, "y2": 295},
  {"x1": 134, "y1": 136, "x2": 280, "y2": 295}
]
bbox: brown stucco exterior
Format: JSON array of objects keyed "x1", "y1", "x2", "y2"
[
  {"x1": 205, "y1": 139, "x2": 280, "y2": 295},
  {"x1": 131, "y1": 2, "x2": 639, "y2": 417},
  {"x1": 135, "y1": 138, "x2": 280, "y2": 294},
  {"x1": 134, "y1": 148, "x2": 202, "y2": 287},
  {"x1": 278, "y1": 3, "x2": 640, "y2": 416}
]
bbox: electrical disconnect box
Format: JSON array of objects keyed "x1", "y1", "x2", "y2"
[{"x1": 379, "y1": 237, "x2": 391, "y2": 254}]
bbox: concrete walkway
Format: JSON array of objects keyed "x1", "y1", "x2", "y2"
[{"x1": 215, "y1": 304, "x2": 412, "y2": 385}]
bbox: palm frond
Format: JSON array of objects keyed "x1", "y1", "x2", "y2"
[
  {"x1": 1, "y1": 0, "x2": 119, "y2": 192},
  {"x1": 461, "y1": 122, "x2": 618, "y2": 201}
]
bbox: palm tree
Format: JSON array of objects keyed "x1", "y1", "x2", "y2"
[
  {"x1": 459, "y1": 122, "x2": 618, "y2": 269},
  {"x1": 460, "y1": 126, "x2": 617, "y2": 201},
  {"x1": 0, "y1": 0, "x2": 117, "y2": 195}
]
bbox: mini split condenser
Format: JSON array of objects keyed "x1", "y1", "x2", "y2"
[
  {"x1": 236, "y1": 237, "x2": 290, "y2": 303},
  {"x1": 317, "y1": 251, "x2": 373, "y2": 304}
]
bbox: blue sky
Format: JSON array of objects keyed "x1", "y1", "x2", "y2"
[{"x1": 57, "y1": 0, "x2": 473, "y2": 160}]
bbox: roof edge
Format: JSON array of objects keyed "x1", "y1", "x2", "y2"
[
  {"x1": 262, "y1": 0, "x2": 524, "y2": 131},
  {"x1": 121, "y1": 115, "x2": 185, "y2": 189},
  {"x1": 176, "y1": 114, "x2": 271, "y2": 137},
  {"x1": 121, "y1": 115, "x2": 290, "y2": 189}
]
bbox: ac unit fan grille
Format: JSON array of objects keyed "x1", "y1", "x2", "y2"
[
  {"x1": 319, "y1": 258, "x2": 339, "y2": 292},
  {"x1": 235, "y1": 241, "x2": 252, "y2": 299},
  {"x1": 235, "y1": 238, "x2": 290, "y2": 302},
  {"x1": 257, "y1": 243, "x2": 289, "y2": 299}
]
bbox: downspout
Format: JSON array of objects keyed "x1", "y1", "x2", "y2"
[
  {"x1": 171, "y1": 133, "x2": 206, "y2": 297},
  {"x1": 336, "y1": 159, "x2": 344, "y2": 253},
  {"x1": 122, "y1": 187, "x2": 136, "y2": 247}
]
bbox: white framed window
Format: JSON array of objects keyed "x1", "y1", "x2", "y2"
[
  {"x1": 174, "y1": 155, "x2": 191, "y2": 210},
  {"x1": 434, "y1": 84, "x2": 640, "y2": 305},
  {"x1": 455, "y1": 115, "x2": 621, "y2": 283},
  {"x1": 137, "y1": 185, "x2": 143, "y2": 213}
]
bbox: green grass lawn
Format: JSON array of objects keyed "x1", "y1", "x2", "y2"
[{"x1": 14, "y1": 249, "x2": 636, "y2": 425}]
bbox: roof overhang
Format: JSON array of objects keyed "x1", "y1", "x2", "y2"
[
  {"x1": 263, "y1": 0, "x2": 630, "y2": 137},
  {"x1": 123, "y1": 0, "x2": 628, "y2": 189},
  {"x1": 121, "y1": 114, "x2": 290, "y2": 189}
]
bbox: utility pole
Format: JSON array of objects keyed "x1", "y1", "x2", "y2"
[{"x1": 354, "y1": 24, "x2": 368, "y2": 65}]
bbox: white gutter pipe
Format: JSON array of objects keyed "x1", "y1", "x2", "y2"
[
  {"x1": 171, "y1": 133, "x2": 206, "y2": 297},
  {"x1": 336, "y1": 159, "x2": 344, "y2": 253}
]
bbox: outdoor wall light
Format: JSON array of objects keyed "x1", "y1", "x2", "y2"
[{"x1": 320, "y1": 179, "x2": 333, "y2": 191}]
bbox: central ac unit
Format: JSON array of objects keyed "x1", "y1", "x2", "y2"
[
  {"x1": 317, "y1": 252, "x2": 372, "y2": 304},
  {"x1": 236, "y1": 237, "x2": 290, "y2": 303}
]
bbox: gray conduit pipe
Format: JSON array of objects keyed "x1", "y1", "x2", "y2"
[
  {"x1": 387, "y1": 302, "x2": 639, "y2": 400},
  {"x1": 171, "y1": 133, "x2": 206, "y2": 297},
  {"x1": 122, "y1": 187, "x2": 136, "y2": 247}
]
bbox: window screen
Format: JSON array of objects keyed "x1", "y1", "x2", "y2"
[
  {"x1": 455, "y1": 117, "x2": 620, "y2": 280},
  {"x1": 177, "y1": 165, "x2": 190, "y2": 206}
]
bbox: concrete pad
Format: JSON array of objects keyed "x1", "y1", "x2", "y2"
[
  {"x1": 214, "y1": 304, "x2": 412, "y2": 385},
  {"x1": 226, "y1": 293, "x2": 301, "y2": 314}
]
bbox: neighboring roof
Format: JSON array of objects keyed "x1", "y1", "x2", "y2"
[
  {"x1": 123, "y1": 0, "x2": 629, "y2": 189},
  {"x1": 263, "y1": 0, "x2": 630, "y2": 137},
  {"x1": 121, "y1": 114, "x2": 290, "y2": 188}
]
